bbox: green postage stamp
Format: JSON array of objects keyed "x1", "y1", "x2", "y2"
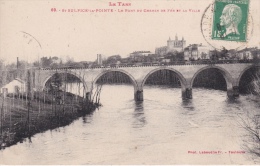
[{"x1": 212, "y1": 0, "x2": 249, "y2": 42}]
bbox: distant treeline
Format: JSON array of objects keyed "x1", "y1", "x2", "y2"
[{"x1": 0, "y1": 56, "x2": 77, "y2": 87}]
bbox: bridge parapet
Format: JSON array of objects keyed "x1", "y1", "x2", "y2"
[{"x1": 36, "y1": 63, "x2": 254, "y2": 101}]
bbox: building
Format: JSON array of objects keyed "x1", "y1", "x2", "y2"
[
  {"x1": 129, "y1": 51, "x2": 152, "y2": 62},
  {"x1": 155, "y1": 46, "x2": 167, "y2": 56},
  {"x1": 252, "y1": 48, "x2": 260, "y2": 59},
  {"x1": 184, "y1": 44, "x2": 210, "y2": 60},
  {"x1": 129, "y1": 51, "x2": 152, "y2": 58},
  {"x1": 161, "y1": 58, "x2": 171, "y2": 63},
  {"x1": 226, "y1": 49, "x2": 237, "y2": 59},
  {"x1": 97, "y1": 54, "x2": 103, "y2": 65},
  {"x1": 0, "y1": 78, "x2": 26, "y2": 95},
  {"x1": 236, "y1": 47, "x2": 260, "y2": 60},
  {"x1": 155, "y1": 34, "x2": 186, "y2": 56}
]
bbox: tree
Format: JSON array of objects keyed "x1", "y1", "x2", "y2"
[
  {"x1": 40, "y1": 57, "x2": 52, "y2": 67},
  {"x1": 165, "y1": 52, "x2": 175, "y2": 61},
  {"x1": 238, "y1": 110, "x2": 260, "y2": 158},
  {"x1": 65, "y1": 56, "x2": 74, "y2": 66},
  {"x1": 201, "y1": 52, "x2": 207, "y2": 59},
  {"x1": 38, "y1": 56, "x2": 63, "y2": 68},
  {"x1": 238, "y1": 71, "x2": 260, "y2": 160},
  {"x1": 0, "y1": 59, "x2": 4, "y2": 70},
  {"x1": 49, "y1": 73, "x2": 63, "y2": 105},
  {"x1": 50, "y1": 63, "x2": 59, "y2": 69},
  {"x1": 104, "y1": 55, "x2": 122, "y2": 65},
  {"x1": 0, "y1": 59, "x2": 6, "y2": 87},
  {"x1": 220, "y1": 47, "x2": 228, "y2": 59},
  {"x1": 33, "y1": 61, "x2": 40, "y2": 68},
  {"x1": 210, "y1": 49, "x2": 221, "y2": 61},
  {"x1": 165, "y1": 51, "x2": 183, "y2": 62},
  {"x1": 176, "y1": 52, "x2": 184, "y2": 61}
]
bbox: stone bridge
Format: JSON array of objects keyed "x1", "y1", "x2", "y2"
[{"x1": 34, "y1": 63, "x2": 258, "y2": 101}]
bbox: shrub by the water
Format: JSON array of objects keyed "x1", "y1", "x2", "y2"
[{"x1": 0, "y1": 91, "x2": 100, "y2": 150}]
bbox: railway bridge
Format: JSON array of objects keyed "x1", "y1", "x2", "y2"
[{"x1": 35, "y1": 63, "x2": 258, "y2": 101}]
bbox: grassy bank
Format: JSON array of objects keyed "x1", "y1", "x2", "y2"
[{"x1": 0, "y1": 92, "x2": 99, "y2": 150}]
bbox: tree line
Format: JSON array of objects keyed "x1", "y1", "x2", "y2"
[{"x1": 0, "y1": 56, "x2": 77, "y2": 87}]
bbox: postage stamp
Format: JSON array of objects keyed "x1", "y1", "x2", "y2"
[{"x1": 212, "y1": 0, "x2": 249, "y2": 42}]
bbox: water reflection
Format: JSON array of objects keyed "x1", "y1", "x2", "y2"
[
  {"x1": 181, "y1": 99, "x2": 195, "y2": 111},
  {"x1": 82, "y1": 114, "x2": 94, "y2": 124},
  {"x1": 132, "y1": 101, "x2": 146, "y2": 128},
  {"x1": 226, "y1": 97, "x2": 242, "y2": 104}
]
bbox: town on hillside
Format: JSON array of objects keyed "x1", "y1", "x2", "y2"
[
  {"x1": 0, "y1": 34, "x2": 260, "y2": 91},
  {"x1": 38, "y1": 34, "x2": 260, "y2": 69}
]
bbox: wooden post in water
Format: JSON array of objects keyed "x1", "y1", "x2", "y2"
[
  {"x1": 1, "y1": 94, "x2": 5, "y2": 136},
  {"x1": 43, "y1": 90, "x2": 45, "y2": 110},
  {"x1": 9, "y1": 96, "x2": 12, "y2": 131},
  {"x1": 54, "y1": 89, "x2": 57, "y2": 116},
  {"x1": 27, "y1": 69, "x2": 32, "y2": 134},
  {"x1": 51, "y1": 89, "x2": 53, "y2": 115},
  {"x1": 18, "y1": 91, "x2": 20, "y2": 120},
  {"x1": 92, "y1": 85, "x2": 98, "y2": 103},
  {"x1": 78, "y1": 81, "x2": 80, "y2": 101},
  {"x1": 54, "y1": 72, "x2": 57, "y2": 116},
  {"x1": 25, "y1": 70, "x2": 28, "y2": 105},
  {"x1": 97, "y1": 84, "x2": 102, "y2": 105},
  {"x1": 38, "y1": 70, "x2": 41, "y2": 114},
  {"x1": 63, "y1": 71, "x2": 67, "y2": 114}
]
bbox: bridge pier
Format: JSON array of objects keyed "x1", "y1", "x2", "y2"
[
  {"x1": 85, "y1": 92, "x2": 91, "y2": 101},
  {"x1": 227, "y1": 86, "x2": 239, "y2": 98},
  {"x1": 134, "y1": 90, "x2": 143, "y2": 101},
  {"x1": 182, "y1": 88, "x2": 192, "y2": 100}
]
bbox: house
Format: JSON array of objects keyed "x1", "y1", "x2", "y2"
[
  {"x1": 155, "y1": 46, "x2": 167, "y2": 56},
  {"x1": 226, "y1": 49, "x2": 236, "y2": 59},
  {"x1": 161, "y1": 58, "x2": 171, "y2": 63},
  {"x1": 236, "y1": 47, "x2": 259, "y2": 60},
  {"x1": 252, "y1": 48, "x2": 260, "y2": 59},
  {"x1": 0, "y1": 78, "x2": 26, "y2": 94},
  {"x1": 129, "y1": 51, "x2": 152, "y2": 62},
  {"x1": 184, "y1": 44, "x2": 210, "y2": 60}
]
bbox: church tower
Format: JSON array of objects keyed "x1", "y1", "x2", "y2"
[{"x1": 182, "y1": 36, "x2": 186, "y2": 51}]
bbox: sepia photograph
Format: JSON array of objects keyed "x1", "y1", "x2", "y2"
[{"x1": 0, "y1": 0, "x2": 260, "y2": 164}]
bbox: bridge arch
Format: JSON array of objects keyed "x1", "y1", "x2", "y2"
[
  {"x1": 141, "y1": 67, "x2": 188, "y2": 90},
  {"x1": 190, "y1": 65, "x2": 234, "y2": 91},
  {"x1": 41, "y1": 70, "x2": 87, "y2": 92},
  {"x1": 93, "y1": 69, "x2": 138, "y2": 90},
  {"x1": 236, "y1": 65, "x2": 256, "y2": 87},
  {"x1": 237, "y1": 65, "x2": 259, "y2": 94}
]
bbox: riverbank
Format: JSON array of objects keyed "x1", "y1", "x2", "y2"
[{"x1": 0, "y1": 92, "x2": 99, "y2": 150}]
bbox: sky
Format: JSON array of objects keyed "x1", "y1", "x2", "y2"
[{"x1": 0, "y1": 0, "x2": 259, "y2": 63}]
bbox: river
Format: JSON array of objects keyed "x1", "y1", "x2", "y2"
[{"x1": 0, "y1": 85, "x2": 259, "y2": 164}]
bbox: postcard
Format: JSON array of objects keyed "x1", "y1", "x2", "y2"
[{"x1": 0, "y1": 0, "x2": 259, "y2": 165}]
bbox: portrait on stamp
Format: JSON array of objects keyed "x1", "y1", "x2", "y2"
[{"x1": 212, "y1": 0, "x2": 249, "y2": 42}]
